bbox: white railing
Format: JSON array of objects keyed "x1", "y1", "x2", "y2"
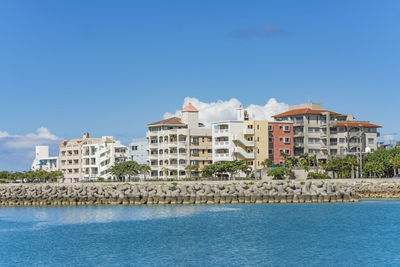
[
  {"x1": 244, "y1": 128, "x2": 255, "y2": 135},
  {"x1": 214, "y1": 141, "x2": 229, "y2": 146},
  {"x1": 214, "y1": 129, "x2": 229, "y2": 134},
  {"x1": 215, "y1": 153, "x2": 229, "y2": 158},
  {"x1": 233, "y1": 146, "x2": 255, "y2": 159},
  {"x1": 232, "y1": 135, "x2": 254, "y2": 147}
]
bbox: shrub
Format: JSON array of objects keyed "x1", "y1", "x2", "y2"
[
  {"x1": 97, "y1": 177, "x2": 105, "y2": 182},
  {"x1": 307, "y1": 172, "x2": 331, "y2": 179},
  {"x1": 0, "y1": 178, "x2": 7, "y2": 183},
  {"x1": 267, "y1": 166, "x2": 291, "y2": 180}
]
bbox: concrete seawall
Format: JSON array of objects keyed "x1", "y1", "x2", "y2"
[{"x1": 0, "y1": 181, "x2": 360, "y2": 206}]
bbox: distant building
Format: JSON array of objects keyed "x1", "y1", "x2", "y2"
[
  {"x1": 268, "y1": 122, "x2": 294, "y2": 165},
  {"x1": 212, "y1": 106, "x2": 271, "y2": 171},
  {"x1": 129, "y1": 139, "x2": 147, "y2": 165},
  {"x1": 146, "y1": 103, "x2": 212, "y2": 179},
  {"x1": 273, "y1": 103, "x2": 381, "y2": 160},
  {"x1": 31, "y1": 145, "x2": 58, "y2": 172},
  {"x1": 59, "y1": 133, "x2": 129, "y2": 183}
]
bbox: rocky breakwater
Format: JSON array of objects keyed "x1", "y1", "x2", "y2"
[
  {"x1": 351, "y1": 181, "x2": 400, "y2": 199},
  {"x1": 0, "y1": 181, "x2": 360, "y2": 206}
]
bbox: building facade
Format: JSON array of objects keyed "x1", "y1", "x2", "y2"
[
  {"x1": 273, "y1": 103, "x2": 381, "y2": 160},
  {"x1": 31, "y1": 145, "x2": 58, "y2": 172},
  {"x1": 212, "y1": 107, "x2": 270, "y2": 171},
  {"x1": 59, "y1": 133, "x2": 128, "y2": 182},
  {"x1": 146, "y1": 103, "x2": 212, "y2": 179},
  {"x1": 82, "y1": 136, "x2": 129, "y2": 181},
  {"x1": 268, "y1": 122, "x2": 294, "y2": 165},
  {"x1": 129, "y1": 139, "x2": 148, "y2": 165}
]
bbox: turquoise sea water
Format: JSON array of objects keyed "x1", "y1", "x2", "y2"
[{"x1": 1, "y1": 200, "x2": 400, "y2": 266}]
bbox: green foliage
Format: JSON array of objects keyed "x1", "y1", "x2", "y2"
[
  {"x1": 267, "y1": 166, "x2": 291, "y2": 180},
  {"x1": 201, "y1": 160, "x2": 251, "y2": 180},
  {"x1": 307, "y1": 172, "x2": 331, "y2": 179},
  {"x1": 0, "y1": 170, "x2": 63, "y2": 182},
  {"x1": 261, "y1": 158, "x2": 273, "y2": 169},
  {"x1": 363, "y1": 147, "x2": 400, "y2": 178},
  {"x1": 109, "y1": 161, "x2": 141, "y2": 181},
  {"x1": 324, "y1": 155, "x2": 358, "y2": 178}
]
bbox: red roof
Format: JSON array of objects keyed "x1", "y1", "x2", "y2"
[
  {"x1": 334, "y1": 121, "x2": 382, "y2": 128},
  {"x1": 182, "y1": 102, "x2": 198, "y2": 112},
  {"x1": 147, "y1": 117, "x2": 184, "y2": 126},
  {"x1": 273, "y1": 108, "x2": 342, "y2": 117}
]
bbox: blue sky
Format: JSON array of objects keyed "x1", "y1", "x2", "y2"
[{"x1": 1, "y1": 0, "x2": 399, "y2": 170}]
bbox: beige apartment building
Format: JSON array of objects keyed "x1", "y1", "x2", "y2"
[
  {"x1": 59, "y1": 133, "x2": 90, "y2": 183},
  {"x1": 59, "y1": 133, "x2": 128, "y2": 183},
  {"x1": 212, "y1": 107, "x2": 269, "y2": 171},
  {"x1": 273, "y1": 103, "x2": 381, "y2": 160},
  {"x1": 146, "y1": 103, "x2": 212, "y2": 179}
]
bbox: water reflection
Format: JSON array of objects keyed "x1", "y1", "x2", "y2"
[{"x1": 0, "y1": 205, "x2": 241, "y2": 230}]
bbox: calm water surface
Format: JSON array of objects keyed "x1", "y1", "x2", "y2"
[{"x1": 1, "y1": 200, "x2": 400, "y2": 266}]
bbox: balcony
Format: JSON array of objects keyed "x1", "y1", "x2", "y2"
[
  {"x1": 232, "y1": 135, "x2": 254, "y2": 147},
  {"x1": 244, "y1": 128, "x2": 254, "y2": 135},
  {"x1": 214, "y1": 129, "x2": 229, "y2": 134},
  {"x1": 214, "y1": 141, "x2": 230, "y2": 147},
  {"x1": 215, "y1": 153, "x2": 230, "y2": 158},
  {"x1": 293, "y1": 132, "x2": 304, "y2": 137},
  {"x1": 233, "y1": 147, "x2": 255, "y2": 159}
]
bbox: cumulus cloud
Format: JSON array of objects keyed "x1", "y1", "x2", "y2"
[
  {"x1": 163, "y1": 97, "x2": 289, "y2": 126},
  {"x1": 231, "y1": 24, "x2": 286, "y2": 39},
  {"x1": 0, "y1": 127, "x2": 62, "y2": 171}
]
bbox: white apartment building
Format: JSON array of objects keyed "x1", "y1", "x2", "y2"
[
  {"x1": 59, "y1": 133, "x2": 128, "y2": 182},
  {"x1": 129, "y1": 139, "x2": 148, "y2": 165},
  {"x1": 211, "y1": 107, "x2": 269, "y2": 171},
  {"x1": 31, "y1": 145, "x2": 58, "y2": 172},
  {"x1": 146, "y1": 103, "x2": 212, "y2": 179},
  {"x1": 273, "y1": 103, "x2": 381, "y2": 160},
  {"x1": 82, "y1": 136, "x2": 129, "y2": 181}
]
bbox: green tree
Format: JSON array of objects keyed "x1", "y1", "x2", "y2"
[
  {"x1": 140, "y1": 164, "x2": 151, "y2": 180},
  {"x1": 267, "y1": 166, "x2": 291, "y2": 180},
  {"x1": 261, "y1": 158, "x2": 273, "y2": 169},
  {"x1": 185, "y1": 164, "x2": 199, "y2": 179}
]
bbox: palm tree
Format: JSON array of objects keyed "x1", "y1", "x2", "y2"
[
  {"x1": 261, "y1": 158, "x2": 273, "y2": 169},
  {"x1": 140, "y1": 165, "x2": 151, "y2": 181},
  {"x1": 161, "y1": 167, "x2": 170, "y2": 179},
  {"x1": 185, "y1": 164, "x2": 199, "y2": 179}
]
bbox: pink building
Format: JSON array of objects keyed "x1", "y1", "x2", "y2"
[{"x1": 268, "y1": 122, "x2": 294, "y2": 165}]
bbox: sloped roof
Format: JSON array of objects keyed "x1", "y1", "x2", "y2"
[
  {"x1": 334, "y1": 121, "x2": 382, "y2": 128},
  {"x1": 273, "y1": 108, "x2": 341, "y2": 117},
  {"x1": 147, "y1": 117, "x2": 184, "y2": 126},
  {"x1": 182, "y1": 102, "x2": 198, "y2": 112}
]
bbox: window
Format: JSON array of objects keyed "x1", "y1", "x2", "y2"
[
  {"x1": 339, "y1": 138, "x2": 346, "y2": 143},
  {"x1": 268, "y1": 125, "x2": 273, "y2": 131},
  {"x1": 207, "y1": 137, "x2": 212, "y2": 142},
  {"x1": 284, "y1": 125, "x2": 290, "y2": 132},
  {"x1": 284, "y1": 137, "x2": 291, "y2": 144},
  {"x1": 368, "y1": 138, "x2": 374, "y2": 144},
  {"x1": 284, "y1": 149, "x2": 290, "y2": 154},
  {"x1": 257, "y1": 125, "x2": 259, "y2": 130},
  {"x1": 269, "y1": 149, "x2": 273, "y2": 155},
  {"x1": 269, "y1": 137, "x2": 273, "y2": 143}
]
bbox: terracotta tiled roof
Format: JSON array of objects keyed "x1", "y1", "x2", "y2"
[
  {"x1": 334, "y1": 121, "x2": 382, "y2": 128},
  {"x1": 147, "y1": 117, "x2": 184, "y2": 126},
  {"x1": 273, "y1": 108, "x2": 341, "y2": 117},
  {"x1": 182, "y1": 102, "x2": 198, "y2": 112}
]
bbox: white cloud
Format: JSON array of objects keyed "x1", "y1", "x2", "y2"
[
  {"x1": 0, "y1": 127, "x2": 62, "y2": 171},
  {"x1": 163, "y1": 97, "x2": 289, "y2": 125},
  {"x1": 0, "y1": 131, "x2": 9, "y2": 138}
]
